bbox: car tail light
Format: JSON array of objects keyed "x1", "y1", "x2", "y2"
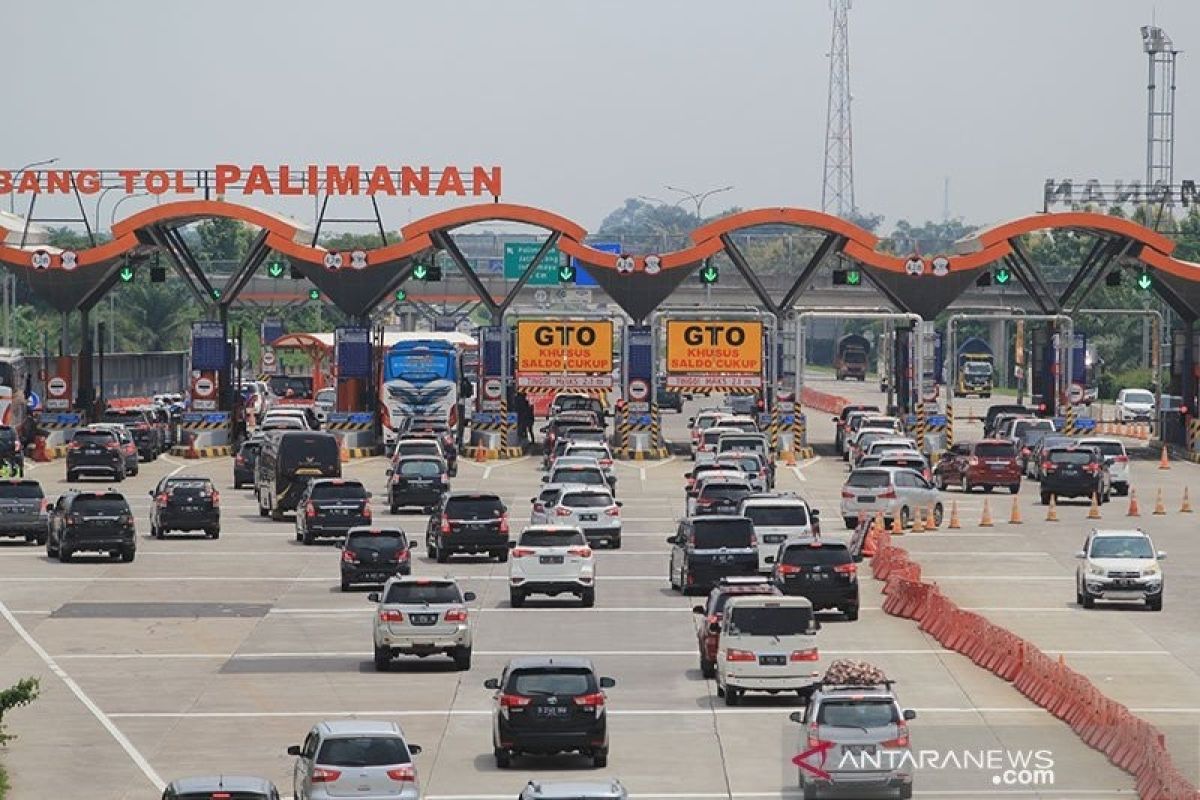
[
  {"x1": 440, "y1": 515, "x2": 451, "y2": 534},
  {"x1": 39, "y1": 498, "x2": 49, "y2": 513},
  {"x1": 68, "y1": 442, "x2": 81, "y2": 450},
  {"x1": 841, "y1": 489, "x2": 854, "y2": 499},
  {"x1": 777, "y1": 564, "x2": 802, "y2": 576},
  {"x1": 881, "y1": 723, "x2": 910, "y2": 748},
  {"x1": 725, "y1": 648, "x2": 757, "y2": 662},
  {"x1": 155, "y1": 493, "x2": 168, "y2": 507},
  {"x1": 386, "y1": 766, "x2": 416, "y2": 782},
  {"x1": 378, "y1": 609, "x2": 403, "y2": 623},
  {"x1": 1083, "y1": 463, "x2": 1100, "y2": 474},
  {"x1": 499, "y1": 693, "x2": 531, "y2": 708},
  {"x1": 105, "y1": 442, "x2": 119, "y2": 450},
  {"x1": 305, "y1": 502, "x2": 316, "y2": 518},
  {"x1": 968, "y1": 456, "x2": 979, "y2": 466},
  {"x1": 120, "y1": 514, "x2": 134, "y2": 526},
  {"x1": 1114, "y1": 455, "x2": 1129, "y2": 464},
  {"x1": 790, "y1": 648, "x2": 820, "y2": 662},
  {"x1": 573, "y1": 691, "x2": 606, "y2": 709},
  {"x1": 604, "y1": 506, "x2": 620, "y2": 517},
  {"x1": 879, "y1": 487, "x2": 897, "y2": 499},
  {"x1": 341, "y1": 550, "x2": 358, "y2": 564},
  {"x1": 394, "y1": 549, "x2": 410, "y2": 562},
  {"x1": 311, "y1": 767, "x2": 341, "y2": 783},
  {"x1": 568, "y1": 546, "x2": 592, "y2": 558},
  {"x1": 706, "y1": 614, "x2": 720, "y2": 626},
  {"x1": 808, "y1": 724, "x2": 834, "y2": 750},
  {"x1": 1021, "y1": 447, "x2": 1031, "y2": 457},
  {"x1": 511, "y1": 547, "x2": 536, "y2": 557},
  {"x1": 554, "y1": 506, "x2": 572, "y2": 517},
  {"x1": 599, "y1": 458, "x2": 613, "y2": 467},
  {"x1": 444, "y1": 607, "x2": 468, "y2": 623},
  {"x1": 834, "y1": 563, "x2": 857, "y2": 576},
  {"x1": 499, "y1": 513, "x2": 509, "y2": 534},
  {"x1": 363, "y1": 504, "x2": 372, "y2": 520},
  {"x1": 211, "y1": 491, "x2": 220, "y2": 507},
  {"x1": 1042, "y1": 460, "x2": 1055, "y2": 472},
  {"x1": 235, "y1": 455, "x2": 245, "y2": 465},
  {"x1": 440, "y1": 473, "x2": 448, "y2": 482},
  {"x1": 696, "y1": 499, "x2": 713, "y2": 507}
]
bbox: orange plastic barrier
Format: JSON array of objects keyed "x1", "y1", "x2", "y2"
[
  {"x1": 799, "y1": 386, "x2": 851, "y2": 415},
  {"x1": 106, "y1": 396, "x2": 153, "y2": 409}
]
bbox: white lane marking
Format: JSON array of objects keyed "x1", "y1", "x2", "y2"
[
  {"x1": 159, "y1": 455, "x2": 185, "y2": 468},
  {"x1": 265, "y1": 606, "x2": 713, "y2": 615},
  {"x1": 788, "y1": 466, "x2": 806, "y2": 482},
  {"x1": 482, "y1": 465, "x2": 492, "y2": 479},
  {"x1": 0, "y1": 599, "x2": 165, "y2": 792},
  {"x1": 924, "y1": 575, "x2": 1073, "y2": 581},
  {"x1": 57, "y1": 647, "x2": 1021, "y2": 660},
  {"x1": 0, "y1": 575, "x2": 677, "y2": 583},
  {"x1": 0, "y1": 549, "x2": 670, "y2": 558}
]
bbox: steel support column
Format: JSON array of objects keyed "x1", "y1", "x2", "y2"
[
  {"x1": 219, "y1": 229, "x2": 272, "y2": 305},
  {"x1": 1010, "y1": 239, "x2": 1062, "y2": 313},
  {"x1": 779, "y1": 235, "x2": 842, "y2": 312},
  {"x1": 1055, "y1": 236, "x2": 1109, "y2": 309},
  {"x1": 1003, "y1": 254, "x2": 1052, "y2": 314},
  {"x1": 720, "y1": 234, "x2": 780, "y2": 315}
]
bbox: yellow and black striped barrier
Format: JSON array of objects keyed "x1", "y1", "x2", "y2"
[
  {"x1": 1062, "y1": 405, "x2": 1079, "y2": 436},
  {"x1": 945, "y1": 401, "x2": 955, "y2": 449},
  {"x1": 169, "y1": 444, "x2": 234, "y2": 459}
]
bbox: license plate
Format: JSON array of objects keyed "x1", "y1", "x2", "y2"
[
  {"x1": 295, "y1": 467, "x2": 322, "y2": 475},
  {"x1": 758, "y1": 655, "x2": 786, "y2": 666},
  {"x1": 808, "y1": 573, "x2": 828, "y2": 581},
  {"x1": 181, "y1": 506, "x2": 199, "y2": 513},
  {"x1": 409, "y1": 613, "x2": 437, "y2": 625},
  {"x1": 845, "y1": 744, "x2": 877, "y2": 755},
  {"x1": 580, "y1": 514, "x2": 597, "y2": 522},
  {"x1": 858, "y1": 495, "x2": 875, "y2": 503},
  {"x1": 540, "y1": 555, "x2": 564, "y2": 565},
  {"x1": 332, "y1": 509, "x2": 350, "y2": 515},
  {"x1": 714, "y1": 555, "x2": 733, "y2": 564},
  {"x1": 1115, "y1": 579, "x2": 1138, "y2": 588},
  {"x1": 763, "y1": 534, "x2": 786, "y2": 543},
  {"x1": 535, "y1": 705, "x2": 568, "y2": 718}
]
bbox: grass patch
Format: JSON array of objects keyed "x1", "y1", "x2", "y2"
[{"x1": 0, "y1": 760, "x2": 10, "y2": 799}]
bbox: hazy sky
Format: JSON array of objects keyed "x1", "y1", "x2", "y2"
[{"x1": 8, "y1": 0, "x2": 1198, "y2": 234}]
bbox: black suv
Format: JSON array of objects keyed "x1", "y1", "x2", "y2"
[
  {"x1": 149, "y1": 477, "x2": 220, "y2": 539},
  {"x1": 693, "y1": 478, "x2": 754, "y2": 516},
  {"x1": 1040, "y1": 445, "x2": 1111, "y2": 505},
  {"x1": 485, "y1": 656, "x2": 616, "y2": 769},
  {"x1": 340, "y1": 526, "x2": 415, "y2": 591},
  {"x1": 769, "y1": 540, "x2": 860, "y2": 620},
  {"x1": 387, "y1": 455, "x2": 449, "y2": 513},
  {"x1": 46, "y1": 491, "x2": 136, "y2": 562},
  {"x1": 667, "y1": 516, "x2": 759, "y2": 594},
  {"x1": 233, "y1": 438, "x2": 261, "y2": 489},
  {"x1": 427, "y1": 492, "x2": 510, "y2": 563},
  {"x1": 295, "y1": 479, "x2": 372, "y2": 545},
  {"x1": 66, "y1": 428, "x2": 126, "y2": 482},
  {"x1": 100, "y1": 408, "x2": 161, "y2": 461},
  {"x1": 0, "y1": 479, "x2": 48, "y2": 544}
]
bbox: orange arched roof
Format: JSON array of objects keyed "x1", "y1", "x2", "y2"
[
  {"x1": 843, "y1": 239, "x2": 1012, "y2": 273},
  {"x1": 1137, "y1": 248, "x2": 1200, "y2": 282},
  {"x1": 689, "y1": 207, "x2": 880, "y2": 250},
  {"x1": 111, "y1": 199, "x2": 307, "y2": 241},
  {"x1": 269, "y1": 332, "x2": 332, "y2": 353},
  {"x1": 0, "y1": 233, "x2": 143, "y2": 270},
  {"x1": 558, "y1": 237, "x2": 725, "y2": 272},
  {"x1": 400, "y1": 203, "x2": 588, "y2": 242},
  {"x1": 972, "y1": 211, "x2": 1177, "y2": 255}
]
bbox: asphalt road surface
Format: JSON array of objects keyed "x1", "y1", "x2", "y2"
[{"x1": 0, "y1": 376, "x2": 1195, "y2": 798}]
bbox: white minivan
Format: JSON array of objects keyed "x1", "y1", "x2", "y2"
[{"x1": 714, "y1": 594, "x2": 821, "y2": 706}]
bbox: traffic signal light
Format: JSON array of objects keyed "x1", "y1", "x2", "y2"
[
  {"x1": 1105, "y1": 270, "x2": 1122, "y2": 287},
  {"x1": 394, "y1": 289, "x2": 407, "y2": 302},
  {"x1": 699, "y1": 263, "x2": 719, "y2": 284},
  {"x1": 267, "y1": 258, "x2": 286, "y2": 279},
  {"x1": 975, "y1": 271, "x2": 993, "y2": 287},
  {"x1": 211, "y1": 288, "x2": 222, "y2": 301},
  {"x1": 1137, "y1": 270, "x2": 1153, "y2": 291},
  {"x1": 118, "y1": 266, "x2": 135, "y2": 283},
  {"x1": 150, "y1": 266, "x2": 167, "y2": 283},
  {"x1": 994, "y1": 266, "x2": 1012, "y2": 285},
  {"x1": 832, "y1": 268, "x2": 861, "y2": 286},
  {"x1": 412, "y1": 264, "x2": 442, "y2": 281},
  {"x1": 557, "y1": 263, "x2": 577, "y2": 284},
  {"x1": 308, "y1": 288, "x2": 320, "y2": 301}
]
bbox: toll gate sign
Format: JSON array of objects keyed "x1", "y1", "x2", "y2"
[
  {"x1": 665, "y1": 320, "x2": 763, "y2": 388},
  {"x1": 516, "y1": 320, "x2": 613, "y2": 388}
]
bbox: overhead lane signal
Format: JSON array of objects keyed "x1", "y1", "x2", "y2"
[
  {"x1": 699, "y1": 263, "x2": 719, "y2": 285},
  {"x1": 118, "y1": 266, "x2": 135, "y2": 283},
  {"x1": 558, "y1": 263, "x2": 577, "y2": 284},
  {"x1": 412, "y1": 263, "x2": 442, "y2": 281},
  {"x1": 832, "y1": 268, "x2": 861, "y2": 286},
  {"x1": 1137, "y1": 270, "x2": 1153, "y2": 292},
  {"x1": 267, "y1": 258, "x2": 286, "y2": 278}
]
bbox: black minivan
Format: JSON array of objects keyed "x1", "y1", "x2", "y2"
[
  {"x1": 667, "y1": 516, "x2": 758, "y2": 594},
  {"x1": 769, "y1": 540, "x2": 860, "y2": 620},
  {"x1": 255, "y1": 431, "x2": 341, "y2": 521}
]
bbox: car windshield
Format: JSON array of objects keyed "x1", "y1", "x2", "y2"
[
  {"x1": 445, "y1": 496, "x2": 504, "y2": 519},
  {"x1": 311, "y1": 482, "x2": 367, "y2": 500},
  {"x1": 317, "y1": 736, "x2": 409, "y2": 767},
  {"x1": 278, "y1": 434, "x2": 339, "y2": 473},
  {"x1": 964, "y1": 361, "x2": 992, "y2": 374},
  {"x1": 1090, "y1": 536, "x2": 1154, "y2": 558},
  {"x1": 1091, "y1": 441, "x2": 1126, "y2": 458},
  {"x1": 73, "y1": 431, "x2": 115, "y2": 444},
  {"x1": 521, "y1": 529, "x2": 587, "y2": 547},
  {"x1": 1124, "y1": 391, "x2": 1154, "y2": 404},
  {"x1": 870, "y1": 442, "x2": 910, "y2": 454},
  {"x1": 0, "y1": 481, "x2": 42, "y2": 499},
  {"x1": 719, "y1": 438, "x2": 765, "y2": 452},
  {"x1": 550, "y1": 469, "x2": 605, "y2": 486},
  {"x1": 1013, "y1": 421, "x2": 1053, "y2": 437},
  {"x1": 555, "y1": 396, "x2": 598, "y2": 413},
  {"x1": 818, "y1": 699, "x2": 899, "y2": 727},
  {"x1": 846, "y1": 471, "x2": 890, "y2": 489},
  {"x1": 72, "y1": 496, "x2": 129, "y2": 515},
  {"x1": 727, "y1": 605, "x2": 812, "y2": 636},
  {"x1": 567, "y1": 447, "x2": 609, "y2": 460},
  {"x1": 397, "y1": 442, "x2": 439, "y2": 457},
  {"x1": 744, "y1": 506, "x2": 808, "y2": 527},
  {"x1": 692, "y1": 520, "x2": 753, "y2": 549},
  {"x1": 561, "y1": 493, "x2": 613, "y2": 508},
  {"x1": 509, "y1": 668, "x2": 595, "y2": 696},
  {"x1": 782, "y1": 544, "x2": 852, "y2": 566},
  {"x1": 712, "y1": 588, "x2": 775, "y2": 613},
  {"x1": 703, "y1": 430, "x2": 733, "y2": 445},
  {"x1": 701, "y1": 483, "x2": 751, "y2": 500},
  {"x1": 1050, "y1": 450, "x2": 1093, "y2": 465},
  {"x1": 385, "y1": 582, "x2": 461, "y2": 604},
  {"x1": 399, "y1": 460, "x2": 442, "y2": 477},
  {"x1": 347, "y1": 531, "x2": 406, "y2": 551},
  {"x1": 165, "y1": 479, "x2": 212, "y2": 498},
  {"x1": 976, "y1": 443, "x2": 1016, "y2": 458},
  {"x1": 879, "y1": 457, "x2": 924, "y2": 470},
  {"x1": 268, "y1": 375, "x2": 313, "y2": 398},
  {"x1": 719, "y1": 456, "x2": 762, "y2": 472}
]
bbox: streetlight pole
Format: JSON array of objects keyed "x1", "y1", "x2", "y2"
[
  {"x1": 4, "y1": 159, "x2": 58, "y2": 348},
  {"x1": 105, "y1": 193, "x2": 150, "y2": 354},
  {"x1": 665, "y1": 185, "x2": 734, "y2": 301},
  {"x1": 8, "y1": 157, "x2": 58, "y2": 215}
]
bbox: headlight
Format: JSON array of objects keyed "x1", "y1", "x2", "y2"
[
  {"x1": 1141, "y1": 565, "x2": 1160, "y2": 577},
  {"x1": 1087, "y1": 564, "x2": 1106, "y2": 577}
]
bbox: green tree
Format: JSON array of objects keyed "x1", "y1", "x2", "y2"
[
  {"x1": 111, "y1": 279, "x2": 202, "y2": 352},
  {"x1": 880, "y1": 218, "x2": 977, "y2": 256},
  {"x1": 194, "y1": 218, "x2": 253, "y2": 264},
  {"x1": 0, "y1": 677, "x2": 39, "y2": 746},
  {"x1": 321, "y1": 231, "x2": 386, "y2": 250}
]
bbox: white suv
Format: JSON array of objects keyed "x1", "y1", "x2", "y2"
[
  {"x1": 369, "y1": 576, "x2": 476, "y2": 671},
  {"x1": 544, "y1": 488, "x2": 623, "y2": 549},
  {"x1": 288, "y1": 720, "x2": 421, "y2": 800},
  {"x1": 1076, "y1": 529, "x2": 1165, "y2": 611},
  {"x1": 1115, "y1": 388, "x2": 1155, "y2": 422},
  {"x1": 714, "y1": 594, "x2": 821, "y2": 705},
  {"x1": 1087, "y1": 438, "x2": 1131, "y2": 496},
  {"x1": 508, "y1": 525, "x2": 596, "y2": 607},
  {"x1": 738, "y1": 494, "x2": 819, "y2": 571}
]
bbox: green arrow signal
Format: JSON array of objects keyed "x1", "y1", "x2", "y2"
[
  {"x1": 308, "y1": 288, "x2": 320, "y2": 301},
  {"x1": 412, "y1": 264, "x2": 429, "y2": 280},
  {"x1": 1137, "y1": 272, "x2": 1153, "y2": 291},
  {"x1": 211, "y1": 288, "x2": 222, "y2": 300},
  {"x1": 267, "y1": 261, "x2": 284, "y2": 278},
  {"x1": 994, "y1": 267, "x2": 1011, "y2": 285},
  {"x1": 558, "y1": 265, "x2": 576, "y2": 282},
  {"x1": 118, "y1": 266, "x2": 134, "y2": 283},
  {"x1": 394, "y1": 289, "x2": 407, "y2": 302},
  {"x1": 846, "y1": 269, "x2": 861, "y2": 286},
  {"x1": 701, "y1": 265, "x2": 719, "y2": 284}
]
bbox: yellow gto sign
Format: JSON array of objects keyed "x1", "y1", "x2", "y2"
[
  {"x1": 666, "y1": 320, "x2": 763, "y2": 374},
  {"x1": 517, "y1": 320, "x2": 613, "y2": 374}
]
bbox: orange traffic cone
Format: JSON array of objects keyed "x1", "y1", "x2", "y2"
[
  {"x1": 1182, "y1": 487, "x2": 1193, "y2": 514},
  {"x1": 784, "y1": 450, "x2": 797, "y2": 466},
  {"x1": 1087, "y1": 493, "x2": 1102, "y2": 519},
  {"x1": 1008, "y1": 495, "x2": 1023, "y2": 525},
  {"x1": 979, "y1": 498, "x2": 994, "y2": 527},
  {"x1": 873, "y1": 511, "x2": 886, "y2": 535},
  {"x1": 925, "y1": 504, "x2": 939, "y2": 530},
  {"x1": 891, "y1": 514, "x2": 903, "y2": 536},
  {"x1": 1153, "y1": 488, "x2": 1167, "y2": 515},
  {"x1": 475, "y1": 445, "x2": 487, "y2": 463},
  {"x1": 912, "y1": 507, "x2": 925, "y2": 533},
  {"x1": 1159, "y1": 446, "x2": 1170, "y2": 470},
  {"x1": 947, "y1": 500, "x2": 961, "y2": 529},
  {"x1": 1045, "y1": 495, "x2": 1058, "y2": 522},
  {"x1": 1127, "y1": 489, "x2": 1140, "y2": 517},
  {"x1": 862, "y1": 526, "x2": 878, "y2": 558}
]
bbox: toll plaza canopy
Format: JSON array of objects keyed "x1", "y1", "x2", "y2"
[{"x1": 3, "y1": 200, "x2": 1200, "y2": 321}]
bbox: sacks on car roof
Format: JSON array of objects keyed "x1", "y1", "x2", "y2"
[{"x1": 822, "y1": 658, "x2": 889, "y2": 686}]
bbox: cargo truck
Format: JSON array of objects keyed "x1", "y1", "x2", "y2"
[
  {"x1": 955, "y1": 338, "x2": 994, "y2": 398},
  {"x1": 834, "y1": 334, "x2": 870, "y2": 381}
]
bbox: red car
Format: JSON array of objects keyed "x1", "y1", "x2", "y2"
[
  {"x1": 691, "y1": 577, "x2": 781, "y2": 679},
  {"x1": 934, "y1": 439, "x2": 1022, "y2": 494}
]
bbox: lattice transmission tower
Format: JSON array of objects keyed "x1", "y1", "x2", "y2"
[
  {"x1": 821, "y1": 0, "x2": 854, "y2": 216},
  {"x1": 1142, "y1": 24, "x2": 1180, "y2": 196}
]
